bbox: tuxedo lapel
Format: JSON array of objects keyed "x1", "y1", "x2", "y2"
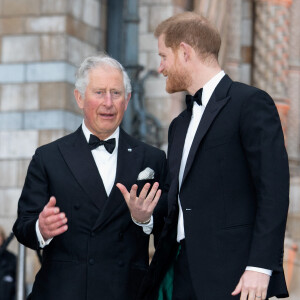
[
  {"x1": 182, "y1": 75, "x2": 232, "y2": 185},
  {"x1": 93, "y1": 129, "x2": 143, "y2": 230},
  {"x1": 58, "y1": 126, "x2": 107, "y2": 211}
]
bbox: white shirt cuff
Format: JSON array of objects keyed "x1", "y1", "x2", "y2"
[
  {"x1": 35, "y1": 219, "x2": 53, "y2": 248},
  {"x1": 132, "y1": 215, "x2": 153, "y2": 235},
  {"x1": 246, "y1": 266, "x2": 272, "y2": 276}
]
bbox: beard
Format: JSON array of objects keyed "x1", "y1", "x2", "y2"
[{"x1": 165, "y1": 65, "x2": 192, "y2": 94}]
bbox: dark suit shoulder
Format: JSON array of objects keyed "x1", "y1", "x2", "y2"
[{"x1": 229, "y1": 80, "x2": 270, "y2": 99}]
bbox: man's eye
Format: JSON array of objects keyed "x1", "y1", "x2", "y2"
[{"x1": 96, "y1": 91, "x2": 104, "y2": 95}]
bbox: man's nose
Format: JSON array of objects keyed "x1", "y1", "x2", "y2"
[
  {"x1": 158, "y1": 62, "x2": 164, "y2": 74},
  {"x1": 103, "y1": 93, "x2": 113, "y2": 107}
]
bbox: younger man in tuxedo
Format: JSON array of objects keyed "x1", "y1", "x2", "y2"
[
  {"x1": 13, "y1": 54, "x2": 167, "y2": 300},
  {"x1": 121, "y1": 12, "x2": 289, "y2": 300}
]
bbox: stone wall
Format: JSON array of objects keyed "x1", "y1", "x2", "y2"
[{"x1": 0, "y1": 0, "x2": 106, "y2": 284}]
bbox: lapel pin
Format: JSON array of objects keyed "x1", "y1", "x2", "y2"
[{"x1": 128, "y1": 148, "x2": 132, "y2": 152}]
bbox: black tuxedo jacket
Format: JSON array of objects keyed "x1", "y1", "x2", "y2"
[
  {"x1": 139, "y1": 75, "x2": 289, "y2": 300},
  {"x1": 13, "y1": 126, "x2": 167, "y2": 300}
]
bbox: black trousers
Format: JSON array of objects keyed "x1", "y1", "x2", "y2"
[{"x1": 172, "y1": 240, "x2": 197, "y2": 300}]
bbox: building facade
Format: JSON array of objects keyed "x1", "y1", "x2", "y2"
[{"x1": 0, "y1": 0, "x2": 299, "y2": 297}]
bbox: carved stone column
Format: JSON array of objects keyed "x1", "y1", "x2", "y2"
[{"x1": 253, "y1": 0, "x2": 292, "y2": 138}]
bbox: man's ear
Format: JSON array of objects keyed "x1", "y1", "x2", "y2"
[
  {"x1": 124, "y1": 93, "x2": 131, "y2": 110},
  {"x1": 74, "y1": 89, "x2": 84, "y2": 109},
  {"x1": 179, "y1": 42, "x2": 193, "y2": 62}
]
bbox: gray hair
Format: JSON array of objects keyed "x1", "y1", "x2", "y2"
[{"x1": 75, "y1": 54, "x2": 132, "y2": 98}]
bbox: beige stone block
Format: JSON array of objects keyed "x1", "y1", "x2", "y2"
[
  {"x1": 1, "y1": 83, "x2": 39, "y2": 111},
  {"x1": 39, "y1": 82, "x2": 67, "y2": 110},
  {"x1": 139, "y1": 33, "x2": 157, "y2": 52},
  {"x1": 83, "y1": 0, "x2": 100, "y2": 28},
  {"x1": 41, "y1": 0, "x2": 67, "y2": 14},
  {"x1": 18, "y1": 159, "x2": 30, "y2": 186},
  {"x1": 67, "y1": 83, "x2": 82, "y2": 114},
  {"x1": 0, "y1": 161, "x2": 18, "y2": 187},
  {"x1": 140, "y1": 0, "x2": 171, "y2": 4},
  {"x1": 0, "y1": 17, "x2": 24, "y2": 35},
  {"x1": 67, "y1": 36, "x2": 97, "y2": 66},
  {"x1": 139, "y1": 6, "x2": 149, "y2": 33},
  {"x1": 1, "y1": 36, "x2": 41, "y2": 63},
  {"x1": 145, "y1": 92, "x2": 184, "y2": 128},
  {"x1": 100, "y1": 1, "x2": 107, "y2": 31},
  {"x1": 66, "y1": 16, "x2": 102, "y2": 48},
  {"x1": 286, "y1": 213, "x2": 300, "y2": 241},
  {"x1": 0, "y1": 188, "x2": 20, "y2": 217},
  {"x1": 149, "y1": 5, "x2": 174, "y2": 32},
  {"x1": 0, "y1": 130, "x2": 38, "y2": 159},
  {"x1": 39, "y1": 82, "x2": 81, "y2": 114},
  {"x1": 68, "y1": 0, "x2": 83, "y2": 20},
  {"x1": 144, "y1": 76, "x2": 169, "y2": 98},
  {"x1": 147, "y1": 51, "x2": 161, "y2": 70},
  {"x1": 26, "y1": 16, "x2": 66, "y2": 33},
  {"x1": 289, "y1": 177, "x2": 300, "y2": 214},
  {"x1": 41, "y1": 34, "x2": 66, "y2": 61},
  {"x1": 39, "y1": 129, "x2": 68, "y2": 146},
  {"x1": 0, "y1": 217, "x2": 16, "y2": 243},
  {"x1": 2, "y1": 0, "x2": 40, "y2": 16},
  {"x1": 0, "y1": 159, "x2": 28, "y2": 188}
]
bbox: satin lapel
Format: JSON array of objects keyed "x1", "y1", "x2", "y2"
[
  {"x1": 93, "y1": 129, "x2": 143, "y2": 230},
  {"x1": 181, "y1": 75, "x2": 232, "y2": 185},
  {"x1": 58, "y1": 126, "x2": 107, "y2": 211}
]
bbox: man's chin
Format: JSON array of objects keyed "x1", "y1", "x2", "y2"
[{"x1": 166, "y1": 85, "x2": 184, "y2": 94}]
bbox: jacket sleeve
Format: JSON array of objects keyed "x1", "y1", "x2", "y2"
[
  {"x1": 13, "y1": 149, "x2": 49, "y2": 250},
  {"x1": 239, "y1": 89, "x2": 289, "y2": 272}
]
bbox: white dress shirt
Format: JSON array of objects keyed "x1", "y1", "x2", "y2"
[
  {"x1": 176, "y1": 71, "x2": 271, "y2": 276},
  {"x1": 36, "y1": 121, "x2": 151, "y2": 247}
]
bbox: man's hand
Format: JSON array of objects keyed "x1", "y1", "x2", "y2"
[
  {"x1": 116, "y1": 182, "x2": 161, "y2": 223},
  {"x1": 232, "y1": 270, "x2": 270, "y2": 300},
  {"x1": 38, "y1": 196, "x2": 68, "y2": 240}
]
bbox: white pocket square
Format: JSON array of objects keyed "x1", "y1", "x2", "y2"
[{"x1": 137, "y1": 167, "x2": 155, "y2": 180}]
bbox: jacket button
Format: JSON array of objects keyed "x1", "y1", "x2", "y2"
[
  {"x1": 89, "y1": 258, "x2": 95, "y2": 265},
  {"x1": 91, "y1": 232, "x2": 95, "y2": 237},
  {"x1": 118, "y1": 260, "x2": 124, "y2": 267},
  {"x1": 119, "y1": 232, "x2": 123, "y2": 240},
  {"x1": 74, "y1": 204, "x2": 80, "y2": 210}
]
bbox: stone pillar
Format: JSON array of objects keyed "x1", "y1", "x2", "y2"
[
  {"x1": 0, "y1": 0, "x2": 106, "y2": 288},
  {"x1": 253, "y1": 0, "x2": 292, "y2": 137}
]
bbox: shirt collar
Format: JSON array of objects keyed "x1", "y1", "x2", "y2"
[
  {"x1": 200, "y1": 70, "x2": 225, "y2": 107},
  {"x1": 81, "y1": 120, "x2": 120, "y2": 151}
]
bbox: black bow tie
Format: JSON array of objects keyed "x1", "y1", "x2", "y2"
[
  {"x1": 185, "y1": 88, "x2": 203, "y2": 111},
  {"x1": 88, "y1": 135, "x2": 116, "y2": 154}
]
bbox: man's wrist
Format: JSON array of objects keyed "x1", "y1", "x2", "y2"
[{"x1": 131, "y1": 214, "x2": 151, "y2": 224}]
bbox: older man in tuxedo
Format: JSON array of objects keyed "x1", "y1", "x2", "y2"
[
  {"x1": 121, "y1": 12, "x2": 290, "y2": 300},
  {"x1": 13, "y1": 54, "x2": 167, "y2": 300}
]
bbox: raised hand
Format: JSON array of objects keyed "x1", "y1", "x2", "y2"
[
  {"x1": 116, "y1": 182, "x2": 161, "y2": 223},
  {"x1": 38, "y1": 196, "x2": 68, "y2": 240}
]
